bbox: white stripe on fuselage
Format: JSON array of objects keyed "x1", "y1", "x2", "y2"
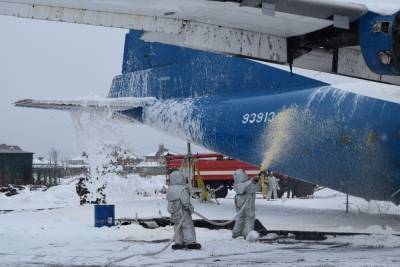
[
  {"x1": 259, "y1": 61, "x2": 400, "y2": 105},
  {"x1": 199, "y1": 170, "x2": 259, "y2": 176}
]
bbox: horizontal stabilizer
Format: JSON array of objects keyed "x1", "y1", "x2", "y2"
[{"x1": 14, "y1": 97, "x2": 156, "y2": 111}]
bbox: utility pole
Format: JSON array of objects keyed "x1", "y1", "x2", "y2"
[
  {"x1": 346, "y1": 194, "x2": 349, "y2": 213},
  {"x1": 185, "y1": 142, "x2": 193, "y2": 190}
]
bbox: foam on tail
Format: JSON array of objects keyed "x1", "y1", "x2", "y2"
[{"x1": 109, "y1": 31, "x2": 328, "y2": 99}]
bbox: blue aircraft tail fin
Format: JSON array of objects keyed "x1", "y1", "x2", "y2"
[
  {"x1": 121, "y1": 31, "x2": 186, "y2": 74},
  {"x1": 109, "y1": 30, "x2": 327, "y2": 99}
]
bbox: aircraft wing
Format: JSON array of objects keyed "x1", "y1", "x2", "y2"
[
  {"x1": 0, "y1": 0, "x2": 369, "y2": 36},
  {"x1": 1, "y1": 0, "x2": 400, "y2": 77},
  {"x1": 14, "y1": 97, "x2": 156, "y2": 111}
]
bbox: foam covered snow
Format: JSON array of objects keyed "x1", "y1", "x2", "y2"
[
  {"x1": 246, "y1": 230, "x2": 260, "y2": 242},
  {"x1": 0, "y1": 179, "x2": 79, "y2": 211},
  {"x1": 0, "y1": 175, "x2": 165, "y2": 211},
  {"x1": 1, "y1": 186, "x2": 400, "y2": 266}
]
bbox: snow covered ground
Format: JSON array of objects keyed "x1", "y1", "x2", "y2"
[{"x1": 1, "y1": 177, "x2": 400, "y2": 266}]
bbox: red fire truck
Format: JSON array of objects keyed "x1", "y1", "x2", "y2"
[
  {"x1": 166, "y1": 153, "x2": 259, "y2": 198},
  {"x1": 165, "y1": 153, "x2": 316, "y2": 199}
]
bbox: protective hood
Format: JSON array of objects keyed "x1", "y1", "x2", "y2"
[
  {"x1": 169, "y1": 170, "x2": 187, "y2": 185},
  {"x1": 233, "y1": 169, "x2": 249, "y2": 183}
]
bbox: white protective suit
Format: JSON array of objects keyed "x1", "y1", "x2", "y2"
[
  {"x1": 166, "y1": 170, "x2": 197, "y2": 245},
  {"x1": 232, "y1": 169, "x2": 260, "y2": 238},
  {"x1": 267, "y1": 174, "x2": 280, "y2": 200}
]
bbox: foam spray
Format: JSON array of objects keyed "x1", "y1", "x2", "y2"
[
  {"x1": 70, "y1": 108, "x2": 125, "y2": 204},
  {"x1": 260, "y1": 106, "x2": 298, "y2": 171}
]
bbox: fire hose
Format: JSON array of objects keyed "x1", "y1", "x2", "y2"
[
  {"x1": 103, "y1": 204, "x2": 246, "y2": 266},
  {"x1": 103, "y1": 218, "x2": 184, "y2": 267},
  {"x1": 193, "y1": 203, "x2": 246, "y2": 226}
]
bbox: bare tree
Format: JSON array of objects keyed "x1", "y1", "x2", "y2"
[{"x1": 49, "y1": 148, "x2": 59, "y2": 166}]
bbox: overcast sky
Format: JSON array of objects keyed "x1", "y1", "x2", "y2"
[{"x1": 0, "y1": 16, "x2": 207, "y2": 158}]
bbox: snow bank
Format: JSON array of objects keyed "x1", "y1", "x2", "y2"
[
  {"x1": 0, "y1": 175, "x2": 165, "y2": 210},
  {"x1": 0, "y1": 179, "x2": 79, "y2": 210}
]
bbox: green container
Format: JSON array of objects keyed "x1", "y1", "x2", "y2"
[{"x1": 0, "y1": 151, "x2": 33, "y2": 186}]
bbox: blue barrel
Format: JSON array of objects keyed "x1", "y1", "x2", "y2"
[{"x1": 94, "y1": 205, "x2": 115, "y2": 227}]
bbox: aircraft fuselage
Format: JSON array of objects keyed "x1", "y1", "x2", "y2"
[{"x1": 111, "y1": 30, "x2": 400, "y2": 203}]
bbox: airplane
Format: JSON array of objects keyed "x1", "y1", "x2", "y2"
[{"x1": 1, "y1": 0, "x2": 400, "y2": 204}]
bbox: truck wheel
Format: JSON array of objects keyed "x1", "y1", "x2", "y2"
[
  {"x1": 214, "y1": 186, "x2": 228, "y2": 198},
  {"x1": 294, "y1": 182, "x2": 315, "y2": 198},
  {"x1": 277, "y1": 189, "x2": 285, "y2": 199}
]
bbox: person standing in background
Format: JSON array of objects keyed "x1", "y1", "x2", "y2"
[{"x1": 267, "y1": 171, "x2": 280, "y2": 200}]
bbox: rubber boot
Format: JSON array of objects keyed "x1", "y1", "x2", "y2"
[
  {"x1": 232, "y1": 233, "x2": 241, "y2": 239},
  {"x1": 172, "y1": 243, "x2": 186, "y2": 250},
  {"x1": 186, "y1": 243, "x2": 202, "y2": 250}
]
